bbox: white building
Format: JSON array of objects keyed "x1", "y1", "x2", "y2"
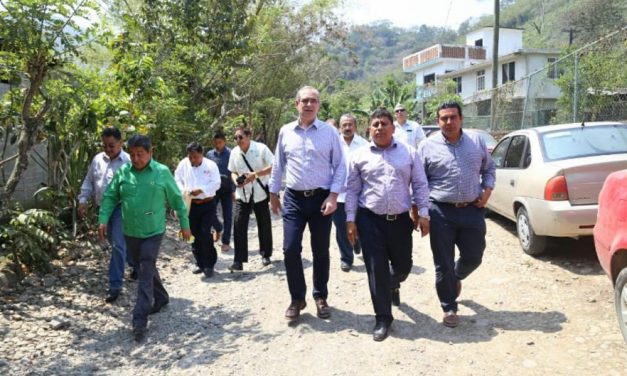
[{"x1": 403, "y1": 27, "x2": 561, "y2": 126}]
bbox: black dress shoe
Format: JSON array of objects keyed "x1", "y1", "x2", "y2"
[
  {"x1": 130, "y1": 268, "x2": 138, "y2": 281},
  {"x1": 261, "y1": 257, "x2": 271, "y2": 266},
  {"x1": 229, "y1": 262, "x2": 243, "y2": 272},
  {"x1": 149, "y1": 300, "x2": 169, "y2": 315},
  {"x1": 315, "y1": 298, "x2": 331, "y2": 319},
  {"x1": 373, "y1": 321, "x2": 390, "y2": 342},
  {"x1": 192, "y1": 268, "x2": 203, "y2": 274},
  {"x1": 203, "y1": 268, "x2": 214, "y2": 278},
  {"x1": 340, "y1": 261, "x2": 351, "y2": 272},
  {"x1": 391, "y1": 288, "x2": 400, "y2": 307},
  {"x1": 105, "y1": 289, "x2": 120, "y2": 303},
  {"x1": 133, "y1": 327, "x2": 147, "y2": 342}
]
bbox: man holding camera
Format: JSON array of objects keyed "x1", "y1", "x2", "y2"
[{"x1": 227, "y1": 127, "x2": 274, "y2": 272}]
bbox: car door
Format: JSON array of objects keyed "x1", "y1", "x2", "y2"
[{"x1": 496, "y1": 135, "x2": 529, "y2": 219}]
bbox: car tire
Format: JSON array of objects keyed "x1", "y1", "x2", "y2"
[
  {"x1": 614, "y1": 268, "x2": 627, "y2": 343},
  {"x1": 516, "y1": 206, "x2": 547, "y2": 256}
]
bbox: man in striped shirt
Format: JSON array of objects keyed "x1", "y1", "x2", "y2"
[
  {"x1": 418, "y1": 101, "x2": 495, "y2": 329},
  {"x1": 269, "y1": 86, "x2": 346, "y2": 322}
]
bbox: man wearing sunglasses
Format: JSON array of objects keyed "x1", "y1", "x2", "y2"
[
  {"x1": 227, "y1": 127, "x2": 274, "y2": 272},
  {"x1": 394, "y1": 104, "x2": 426, "y2": 148}
]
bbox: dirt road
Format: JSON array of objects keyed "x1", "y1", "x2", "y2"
[{"x1": 1, "y1": 213, "x2": 625, "y2": 375}]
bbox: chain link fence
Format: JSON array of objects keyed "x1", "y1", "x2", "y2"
[{"x1": 463, "y1": 26, "x2": 627, "y2": 132}]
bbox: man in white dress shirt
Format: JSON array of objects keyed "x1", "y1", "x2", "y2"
[
  {"x1": 174, "y1": 141, "x2": 221, "y2": 278},
  {"x1": 227, "y1": 127, "x2": 274, "y2": 272},
  {"x1": 332, "y1": 113, "x2": 367, "y2": 272},
  {"x1": 393, "y1": 104, "x2": 425, "y2": 148}
]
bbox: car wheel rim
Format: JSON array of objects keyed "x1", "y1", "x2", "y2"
[{"x1": 518, "y1": 214, "x2": 530, "y2": 248}]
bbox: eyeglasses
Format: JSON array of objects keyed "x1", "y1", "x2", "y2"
[
  {"x1": 234, "y1": 135, "x2": 245, "y2": 140},
  {"x1": 395, "y1": 109, "x2": 406, "y2": 113}
]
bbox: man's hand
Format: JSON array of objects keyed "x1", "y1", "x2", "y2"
[
  {"x1": 474, "y1": 188, "x2": 493, "y2": 208},
  {"x1": 77, "y1": 203, "x2": 89, "y2": 219},
  {"x1": 244, "y1": 172, "x2": 257, "y2": 185},
  {"x1": 409, "y1": 206, "x2": 419, "y2": 229},
  {"x1": 270, "y1": 193, "x2": 282, "y2": 214},
  {"x1": 417, "y1": 217, "x2": 430, "y2": 237},
  {"x1": 98, "y1": 224, "x2": 107, "y2": 241},
  {"x1": 320, "y1": 193, "x2": 338, "y2": 216},
  {"x1": 347, "y1": 222, "x2": 358, "y2": 246},
  {"x1": 180, "y1": 228, "x2": 192, "y2": 242}
]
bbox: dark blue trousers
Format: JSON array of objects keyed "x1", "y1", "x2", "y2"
[
  {"x1": 214, "y1": 188, "x2": 233, "y2": 245},
  {"x1": 125, "y1": 233, "x2": 167, "y2": 330},
  {"x1": 332, "y1": 202, "x2": 361, "y2": 266},
  {"x1": 429, "y1": 202, "x2": 486, "y2": 312},
  {"x1": 356, "y1": 209, "x2": 413, "y2": 324},
  {"x1": 282, "y1": 189, "x2": 332, "y2": 301},
  {"x1": 189, "y1": 200, "x2": 218, "y2": 269}
]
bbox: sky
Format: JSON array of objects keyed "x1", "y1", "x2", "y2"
[{"x1": 338, "y1": 0, "x2": 495, "y2": 29}]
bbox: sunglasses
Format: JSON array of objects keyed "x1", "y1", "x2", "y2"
[
  {"x1": 234, "y1": 135, "x2": 245, "y2": 140},
  {"x1": 395, "y1": 109, "x2": 406, "y2": 113}
]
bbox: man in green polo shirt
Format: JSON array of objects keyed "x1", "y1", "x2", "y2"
[{"x1": 99, "y1": 134, "x2": 191, "y2": 342}]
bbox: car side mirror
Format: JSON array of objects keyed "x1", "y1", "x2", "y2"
[{"x1": 524, "y1": 155, "x2": 531, "y2": 168}]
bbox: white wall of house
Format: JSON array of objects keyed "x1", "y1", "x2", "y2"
[{"x1": 465, "y1": 27, "x2": 523, "y2": 58}]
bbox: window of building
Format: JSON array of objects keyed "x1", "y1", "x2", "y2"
[
  {"x1": 475, "y1": 39, "x2": 483, "y2": 47},
  {"x1": 423, "y1": 73, "x2": 435, "y2": 85},
  {"x1": 476, "y1": 69, "x2": 485, "y2": 91},
  {"x1": 547, "y1": 57, "x2": 559, "y2": 79},
  {"x1": 453, "y1": 77, "x2": 462, "y2": 94},
  {"x1": 502, "y1": 61, "x2": 515, "y2": 84}
]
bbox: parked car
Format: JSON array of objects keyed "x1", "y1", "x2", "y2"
[
  {"x1": 593, "y1": 169, "x2": 627, "y2": 343},
  {"x1": 427, "y1": 128, "x2": 497, "y2": 152},
  {"x1": 486, "y1": 121, "x2": 627, "y2": 255}
]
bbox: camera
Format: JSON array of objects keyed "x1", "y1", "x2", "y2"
[{"x1": 236, "y1": 174, "x2": 247, "y2": 185}]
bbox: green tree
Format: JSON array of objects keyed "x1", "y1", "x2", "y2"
[{"x1": 0, "y1": 0, "x2": 100, "y2": 207}]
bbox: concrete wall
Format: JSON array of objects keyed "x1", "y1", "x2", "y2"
[{"x1": 1, "y1": 141, "x2": 48, "y2": 206}]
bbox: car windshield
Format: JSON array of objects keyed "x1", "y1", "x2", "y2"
[{"x1": 541, "y1": 124, "x2": 627, "y2": 161}]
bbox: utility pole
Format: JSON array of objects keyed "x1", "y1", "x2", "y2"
[
  {"x1": 561, "y1": 28, "x2": 579, "y2": 46},
  {"x1": 490, "y1": 0, "x2": 500, "y2": 131}
]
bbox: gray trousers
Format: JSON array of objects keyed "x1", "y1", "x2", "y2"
[{"x1": 125, "y1": 233, "x2": 167, "y2": 330}]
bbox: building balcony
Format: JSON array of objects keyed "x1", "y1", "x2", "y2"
[{"x1": 403, "y1": 44, "x2": 486, "y2": 73}]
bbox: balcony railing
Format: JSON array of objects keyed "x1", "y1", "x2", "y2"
[{"x1": 403, "y1": 45, "x2": 486, "y2": 72}]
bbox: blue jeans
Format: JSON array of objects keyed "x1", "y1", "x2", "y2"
[
  {"x1": 357, "y1": 208, "x2": 413, "y2": 324},
  {"x1": 125, "y1": 233, "x2": 168, "y2": 330},
  {"x1": 429, "y1": 202, "x2": 486, "y2": 312},
  {"x1": 214, "y1": 189, "x2": 233, "y2": 245},
  {"x1": 107, "y1": 206, "x2": 133, "y2": 292},
  {"x1": 282, "y1": 189, "x2": 332, "y2": 301},
  {"x1": 332, "y1": 203, "x2": 360, "y2": 266}
]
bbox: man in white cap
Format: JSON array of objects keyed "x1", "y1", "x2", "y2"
[{"x1": 393, "y1": 104, "x2": 425, "y2": 148}]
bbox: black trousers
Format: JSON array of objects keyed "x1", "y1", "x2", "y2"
[
  {"x1": 233, "y1": 197, "x2": 273, "y2": 263},
  {"x1": 189, "y1": 200, "x2": 218, "y2": 269},
  {"x1": 356, "y1": 208, "x2": 413, "y2": 324}
]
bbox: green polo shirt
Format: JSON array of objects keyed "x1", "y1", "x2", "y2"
[{"x1": 99, "y1": 158, "x2": 190, "y2": 238}]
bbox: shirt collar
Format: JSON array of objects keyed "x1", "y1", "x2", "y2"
[
  {"x1": 369, "y1": 137, "x2": 398, "y2": 151},
  {"x1": 293, "y1": 118, "x2": 321, "y2": 130}
]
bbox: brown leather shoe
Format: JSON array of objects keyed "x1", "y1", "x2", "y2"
[
  {"x1": 315, "y1": 298, "x2": 331, "y2": 319},
  {"x1": 443, "y1": 311, "x2": 459, "y2": 328},
  {"x1": 285, "y1": 300, "x2": 306, "y2": 321}
]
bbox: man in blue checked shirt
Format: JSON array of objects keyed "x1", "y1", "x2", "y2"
[
  {"x1": 345, "y1": 108, "x2": 430, "y2": 341},
  {"x1": 269, "y1": 86, "x2": 346, "y2": 322},
  {"x1": 418, "y1": 101, "x2": 495, "y2": 329}
]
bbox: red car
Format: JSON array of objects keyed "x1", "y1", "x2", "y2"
[{"x1": 594, "y1": 169, "x2": 627, "y2": 343}]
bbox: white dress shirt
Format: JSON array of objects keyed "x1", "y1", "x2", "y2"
[
  {"x1": 338, "y1": 134, "x2": 368, "y2": 203},
  {"x1": 228, "y1": 141, "x2": 274, "y2": 203},
  {"x1": 174, "y1": 157, "x2": 221, "y2": 200},
  {"x1": 394, "y1": 120, "x2": 426, "y2": 148}
]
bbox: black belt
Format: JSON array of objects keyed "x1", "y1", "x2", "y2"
[
  {"x1": 192, "y1": 197, "x2": 214, "y2": 204},
  {"x1": 359, "y1": 207, "x2": 408, "y2": 221},
  {"x1": 288, "y1": 188, "x2": 328, "y2": 198},
  {"x1": 432, "y1": 199, "x2": 478, "y2": 208}
]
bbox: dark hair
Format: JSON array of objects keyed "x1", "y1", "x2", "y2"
[
  {"x1": 101, "y1": 127, "x2": 122, "y2": 140},
  {"x1": 127, "y1": 135, "x2": 151, "y2": 152},
  {"x1": 186, "y1": 141, "x2": 203, "y2": 154},
  {"x1": 436, "y1": 101, "x2": 463, "y2": 118},
  {"x1": 234, "y1": 127, "x2": 252, "y2": 137},
  {"x1": 369, "y1": 108, "x2": 394, "y2": 125},
  {"x1": 213, "y1": 132, "x2": 226, "y2": 141}
]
